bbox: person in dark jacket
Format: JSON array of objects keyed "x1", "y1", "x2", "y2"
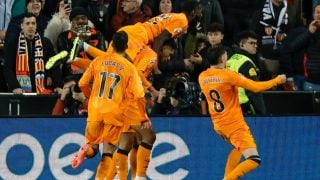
[
  {"x1": 3, "y1": 13, "x2": 61, "y2": 94},
  {"x1": 226, "y1": 31, "x2": 267, "y2": 115},
  {"x1": 5, "y1": 0, "x2": 49, "y2": 45},
  {"x1": 284, "y1": 4, "x2": 320, "y2": 90},
  {"x1": 55, "y1": 7, "x2": 106, "y2": 79}
]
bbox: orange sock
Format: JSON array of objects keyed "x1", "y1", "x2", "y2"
[
  {"x1": 224, "y1": 159, "x2": 260, "y2": 180},
  {"x1": 130, "y1": 146, "x2": 138, "y2": 179},
  {"x1": 95, "y1": 153, "x2": 113, "y2": 180},
  {"x1": 136, "y1": 142, "x2": 153, "y2": 177},
  {"x1": 224, "y1": 149, "x2": 242, "y2": 177},
  {"x1": 106, "y1": 154, "x2": 117, "y2": 179},
  {"x1": 71, "y1": 58, "x2": 92, "y2": 70},
  {"x1": 115, "y1": 149, "x2": 129, "y2": 180}
]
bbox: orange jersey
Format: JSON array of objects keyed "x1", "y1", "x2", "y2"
[
  {"x1": 198, "y1": 68, "x2": 281, "y2": 130},
  {"x1": 107, "y1": 13, "x2": 188, "y2": 61},
  {"x1": 79, "y1": 52, "x2": 144, "y2": 125},
  {"x1": 107, "y1": 24, "x2": 149, "y2": 62},
  {"x1": 142, "y1": 13, "x2": 188, "y2": 42},
  {"x1": 133, "y1": 46, "x2": 158, "y2": 90}
]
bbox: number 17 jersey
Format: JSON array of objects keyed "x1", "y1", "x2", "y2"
[{"x1": 79, "y1": 52, "x2": 144, "y2": 118}]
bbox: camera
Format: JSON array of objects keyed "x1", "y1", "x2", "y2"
[{"x1": 165, "y1": 73, "x2": 201, "y2": 109}]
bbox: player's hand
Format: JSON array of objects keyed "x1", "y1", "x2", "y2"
[{"x1": 277, "y1": 74, "x2": 287, "y2": 84}]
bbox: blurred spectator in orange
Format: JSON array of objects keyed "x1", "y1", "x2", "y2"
[{"x1": 52, "y1": 75, "x2": 87, "y2": 115}]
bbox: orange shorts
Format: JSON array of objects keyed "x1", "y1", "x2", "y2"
[
  {"x1": 85, "y1": 111, "x2": 123, "y2": 145},
  {"x1": 122, "y1": 98, "x2": 149, "y2": 132},
  {"x1": 216, "y1": 126, "x2": 257, "y2": 152}
]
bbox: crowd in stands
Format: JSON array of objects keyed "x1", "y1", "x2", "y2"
[{"x1": 0, "y1": 0, "x2": 319, "y2": 116}]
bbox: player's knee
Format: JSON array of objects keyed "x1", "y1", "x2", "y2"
[
  {"x1": 149, "y1": 132, "x2": 156, "y2": 144},
  {"x1": 143, "y1": 131, "x2": 156, "y2": 144},
  {"x1": 247, "y1": 155, "x2": 261, "y2": 165}
]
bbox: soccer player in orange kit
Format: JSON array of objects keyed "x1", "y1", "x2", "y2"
[
  {"x1": 198, "y1": 46, "x2": 286, "y2": 180},
  {"x1": 71, "y1": 2, "x2": 201, "y2": 179},
  {"x1": 71, "y1": 31, "x2": 145, "y2": 178}
]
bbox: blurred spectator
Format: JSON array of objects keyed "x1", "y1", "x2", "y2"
[
  {"x1": 153, "y1": 38, "x2": 187, "y2": 90},
  {"x1": 227, "y1": 31, "x2": 267, "y2": 115},
  {"x1": 76, "y1": 0, "x2": 113, "y2": 42},
  {"x1": 142, "y1": 0, "x2": 157, "y2": 17},
  {"x1": 157, "y1": 0, "x2": 173, "y2": 14},
  {"x1": 11, "y1": 0, "x2": 27, "y2": 17},
  {"x1": 284, "y1": 4, "x2": 320, "y2": 91},
  {"x1": 313, "y1": 0, "x2": 320, "y2": 10},
  {"x1": 5, "y1": 0, "x2": 50, "y2": 46},
  {"x1": 0, "y1": 0, "x2": 14, "y2": 39},
  {"x1": 173, "y1": 0, "x2": 224, "y2": 32},
  {"x1": 189, "y1": 23, "x2": 233, "y2": 83},
  {"x1": 111, "y1": 0, "x2": 151, "y2": 36},
  {"x1": 181, "y1": 0, "x2": 224, "y2": 58},
  {"x1": 44, "y1": 0, "x2": 71, "y2": 51},
  {"x1": 199, "y1": 23, "x2": 234, "y2": 59},
  {"x1": 302, "y1": 0, "x2": 313, "y2": 24},
  {"x1": 56, "y1": 7, "x2": 106, "y2": 79},
  {"x1": 252, "y1": 0, "x2": 289, "y2": 81},
  {"x1": 0, "y1": 0, "x2": 15, "y2": 92},
  {"x1": 42, "y1": 0, "x2": 59, "y2": 18},
  {"x1": 3, "y1": 13, "x2": 61, "y2": 94},
  {"x1": 219, "y1": 0, "x2": 261, "y2": 46},
  {"x1": 278, "y1": 27, "x2": 305, "y2": 90},
  {"x1": 287, "y1": 0, "x2": 305, "y2": 29},
  {"x1": 52, "y1": 75, "x2": 87, "y2": 115}
]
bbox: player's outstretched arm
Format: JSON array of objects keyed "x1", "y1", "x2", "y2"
[{"x1": 236, "y1": 73, "x2": 286, "y2": 93}]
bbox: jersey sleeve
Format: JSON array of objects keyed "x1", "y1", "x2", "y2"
[
  {"x1": 78, "y1": 60, "x2": 95, "y2": 98},
  {"x1": 126, "y1": 65, "x2": 145, "y2": 99},
  {"x1": 230, "y1": 70, "x2": 282, "y2": 93}
]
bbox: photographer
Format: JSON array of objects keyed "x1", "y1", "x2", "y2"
[
  {"x1": 52, "y1": 75, "x2": 87, "y2": 115},
  {"x1": 151, "y1": 73, "x2": 202, "y2": 115}
]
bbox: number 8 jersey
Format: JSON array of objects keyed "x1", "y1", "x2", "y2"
[{"x1": 198, "y1": 68, "x2": 281, "y2": 130}]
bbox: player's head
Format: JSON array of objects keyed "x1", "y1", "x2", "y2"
[
  {"x1": 181, "y1": 0, "x2": 201, "y2": 22},
  {"x1": 207, "y1": 45, "x2": 227, "y2": 66},
  {"x1": 112, "y1": 31, "x2": 128, "y2": 52}
]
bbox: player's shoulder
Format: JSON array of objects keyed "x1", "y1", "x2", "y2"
[{"x1": 169, "y1": 12, "x2": 187, "y2": 20}]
